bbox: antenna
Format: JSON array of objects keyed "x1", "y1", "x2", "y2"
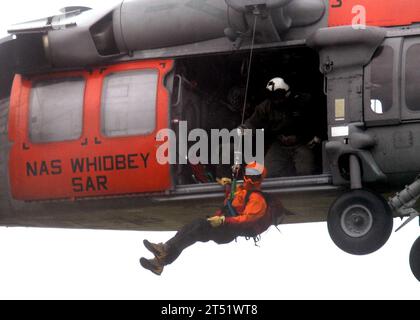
[{"x1": 59, "y1": 6, "x2": 92, "y2": 14}]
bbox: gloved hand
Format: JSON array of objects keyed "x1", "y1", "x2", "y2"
[
  {"x1": 307, "y1": 136, "x2": 321, "y2": 149},
  {"x1": 207, "y1": 216, "x2": 225, "y2": 228},
  {"x1": 237, "y1": 125, "x2": 251, "y2": 136},
  {"x1": 216, "y1": 177, "x2": 232, "y2": 186}
]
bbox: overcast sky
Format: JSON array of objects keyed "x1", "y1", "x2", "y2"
[{"x1": 0, "y1": 0, "x2": 419, "y2": 300}]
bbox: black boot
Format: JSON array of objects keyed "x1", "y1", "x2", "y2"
[
  {"x1": 143, "y1": 240, "x2": 168, "y2": 261},
  {"x1": 140, "y1": 257, "x2": 164, "y2": 276}
]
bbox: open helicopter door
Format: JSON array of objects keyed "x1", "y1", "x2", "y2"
[{"x1": 9, "y1": 60, "x2": 174, "y2": 201}]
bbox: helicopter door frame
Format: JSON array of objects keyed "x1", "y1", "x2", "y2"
[
  {"x1": 401, "y1": 36, "x2": 420, "y2": 121},
  {"x1": 363, "y1": 37, "x2": 402, "y2": 127},
  {"x1": 8, "y1": 60, "x2": 174, "y2": 201},
  {"x1": 89, "y1": 60, "x2": 174, "y2": 198}
]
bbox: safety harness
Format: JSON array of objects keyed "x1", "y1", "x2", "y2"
[{"x1": 223, "y1": 190, "x2": 276, "y2": 246}]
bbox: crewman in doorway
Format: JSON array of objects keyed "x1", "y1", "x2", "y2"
[
  {"x1": 140, "y1": 162, "x2": 281, "y2": 276},
  {"x1": 243, "y1": 77, "x2": 320, "y2": 178}
]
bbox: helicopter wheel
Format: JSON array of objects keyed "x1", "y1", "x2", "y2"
[
  {"x1": 328, "y1": 189, "x2": 393, "y2": 255},
  {"x1": 410, "y1": 236, "x2": 420, "y2": 281}
]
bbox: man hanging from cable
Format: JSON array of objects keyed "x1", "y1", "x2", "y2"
[{"x1": 140, "y1": 162, "x2": 284, "y2": 276}]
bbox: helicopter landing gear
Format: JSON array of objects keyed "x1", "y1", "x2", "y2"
[
  {"x1": 409, "y1": 236, "x2": 420, "y2": 281},
  {"x1": 387, "y1": 176, "x2": 420, "y2": 281},
  {"x1": 328, "y1": 155, "x2": 393, "y2": 255},
  {"x1": 327, "y1": 189, "x2": 394, "y2": 255}
]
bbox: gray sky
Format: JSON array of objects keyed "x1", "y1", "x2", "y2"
[{"x1": 0, "y1": 0, "x2": 419, "y2": 299}]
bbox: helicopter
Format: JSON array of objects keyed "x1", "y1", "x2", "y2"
[{"x1": 0, "y1": 0, "x2": 419, "y2": 280}]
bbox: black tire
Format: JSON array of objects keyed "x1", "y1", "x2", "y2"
[
  {"x1": 328, "y1": 189, "x2": 393, "y2": 255},
  {"x1": 409, "y1": 236, "x2": 420, "y2": 282}
]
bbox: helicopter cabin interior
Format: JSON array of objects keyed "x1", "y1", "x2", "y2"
[{"x1": 170, "y1": 46, "x2": 328, "y2": 186}]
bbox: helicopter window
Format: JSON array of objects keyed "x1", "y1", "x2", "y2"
[
  {"x1": 29, "y1": 77, "x2": 85, "y2": 143},
  {"x1": 405, "y1": 44, "x2": 420, "y2": 111},
  {"x1": 370, "y1": 45, "x2": 393, "y2": 114},
  {"x1": 102, "y1": 69, "x2": 158, "y2": 137}
]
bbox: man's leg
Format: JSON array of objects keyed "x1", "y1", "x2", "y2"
[
  {"x1": 163, "y1": 218, "x2": 236, "y2": 265},
  {"x1": 265, "y1": 141, "x2": 294, "y2": 178},
  {"x1": 141, "y1": 218, "x2": 235, "y2": 273},
  {"x1": 141, "y1": 218, "x2": 211, "y2": 275},
  {"x1": 294, "y1": 145, "x2": 315, "y2": 176}
]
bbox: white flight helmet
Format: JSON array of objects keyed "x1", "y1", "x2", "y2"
[{"x1": 266, "y1": 77, "x2": 290, "y2": 93}]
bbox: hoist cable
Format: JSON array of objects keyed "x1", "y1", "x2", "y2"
[{"x1": 241, "y1": 14, "x2": 258, "y2": 125}]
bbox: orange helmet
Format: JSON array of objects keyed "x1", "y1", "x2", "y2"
[{"x1": 244, "y1": 162, "x2": 267, "y2": 179}]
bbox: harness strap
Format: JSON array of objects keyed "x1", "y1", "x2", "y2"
[
  {"x1": 225, "y1": 189, "x2": 262, "y2": 217},
  {"x1": 243, "y1": 190, "x2": 267, "y2": 246}
]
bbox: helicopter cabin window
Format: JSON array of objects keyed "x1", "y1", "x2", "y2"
[
  {"x1": 405, "y1": 44, "x2": 420, "y2": 111},
  {"x1": 369, "y1": 46, "x2": 394, "y2": 114},
  {"x1": 101, "y1": 69, "x2": 158, "y2": 137},
  {"x1": 29, "y1": 77, "x2": 85, "y2": 143}
]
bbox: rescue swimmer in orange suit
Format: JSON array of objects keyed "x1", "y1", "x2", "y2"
[{"x1": 140, "y1": 162, "x2": 279, "y2": 276}]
